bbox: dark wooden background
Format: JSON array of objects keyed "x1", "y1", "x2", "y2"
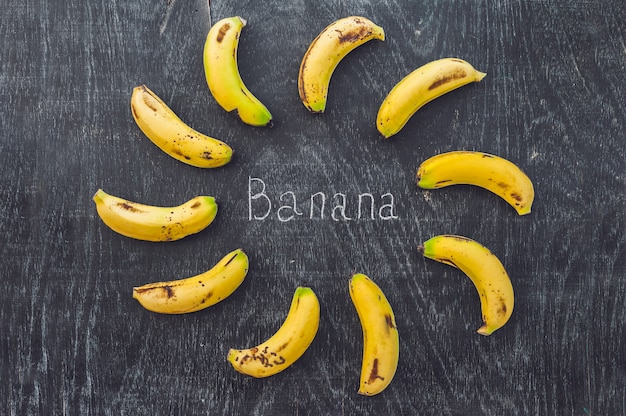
[{"x1": 1, "y1": 0, "x2": 624, "y2": 414}]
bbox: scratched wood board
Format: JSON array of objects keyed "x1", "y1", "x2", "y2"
[{"x1": 1, "y1": 0, "x2": 624, "y2": 414}]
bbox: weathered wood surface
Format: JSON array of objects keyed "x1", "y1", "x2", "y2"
[{"x1": 1, "y1": 0, "x2": 625, "y2": 414}]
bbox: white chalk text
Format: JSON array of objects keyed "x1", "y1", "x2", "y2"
[{"x1": 248, "y1": 176, "x2": 399, "y2": 222}]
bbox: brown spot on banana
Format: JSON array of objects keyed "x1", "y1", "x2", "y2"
[
  {"x1": 140, "y1": 87, "x2": 159, "y2": 113},
  {"x1": 367, "y1": 358, "x2": 385, "y2": 384},
  {"x1": 223, "y1": 252, "x2": 239, "y2": 266},
  {"x1": 200, "y1": 291, "x2": 213, "y2": 304},
  {"x1": 190, "y1": 201, "x2": 202, "y2": 209},
  {"x1": 117, "y1": 202, "x2": 143, "y2": 213},
  {"x1": 276, "y1": 339, "x2": 291, "y2": 352},
  {"x1": 134, "y1": 285, "x2": 175, "y2": 298},
  {"x1": 385, "y1": 314, "x2": 396, "y2": 330},
  {"x1": 163, "y1": 285, "x2": 174, "y2": 298},
  {"x1": 170, "y1": 148, "x2": 191, "y2": 160},
  {"x1": 216, "y1": 22, "x2": 231, "y2": 43},
  {"x1": 428, "y1": 68, "x2": 468, "y2": 90},
  {"x1": 496, "y1": 298, "x2": 507, "y2": 317},
  {"x1": 297, "y1": 81, "x2": 310, "y2": 110},
  {"x1": 337, "y1": 25, "x2": 373, "y2": 43}
]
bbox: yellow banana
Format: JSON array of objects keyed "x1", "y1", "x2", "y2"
[
  {"x1": 227, "y1": 287, "x2": 320, "y2": 378},
  {"x1": 377, "y1": 58, "x2": 487, "y2": 138},
  {"x1": 349, "y1": 273, "x2": 399, "y2": 396},
  {"x1": 93, "y1": 189, "x2": 217, "y2": 242},
  {"x1": 298, "y1": 16, "x2": 385, "y2": 113},
  {"x1": 418, "y1": 235, "x2": 514, "y2": 336},
  {"x1": 130, "y1": 85, "x2": 233, "y2": 168},
  {"x1": 132, "y1": 249, "x2": 249, "y2": 314},
  {"x1": 203, "y1": 16, "x2": 272, "y2": 127},
  {"x1": 417, "y1": 150, "x2": 535, "y2": 215}
]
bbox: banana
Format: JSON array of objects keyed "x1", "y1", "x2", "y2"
[
  {"x1": 227, "y1": 287, "x2": 320, "y2": 378},
  {"x1": 417, "y1": 150, "x2": 535, "y2": 215},
  {"x1": 132, "y1": 249, "x2": 249, "y2": 314},
  {"x1": 93, "y1": 189, "x2": 217, "y2": 242},
  {"x1": 130, "y1": 85, "x2": 233, "y2": 168},
  {"x1": 203, "y1": 16, "x2": 272, "y2": 127},
  {"x1": 418, "y1": 235, "x2": 514, "y2": 336},
  {"x1": 298, "y1": 16, "x2": 385, "y2": 113},
  {"x1": 349, "y1": 273, "x2": 399, "y2": 396},
  {"x1": 377, "y1": 58, "x2": 486, "y2": 138}
]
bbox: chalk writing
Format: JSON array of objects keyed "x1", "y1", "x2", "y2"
[{"x1": 248, "y1": 176, "x2": 399, "y2": 222}]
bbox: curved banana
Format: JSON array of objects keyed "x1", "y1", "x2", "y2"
[
  {"x1": 227, "y1": 287, "x2": 320, "y2": 378},
  {"x1": 417, "y1": 150, "x2": 534, "y2": 215},
  {"x1": 349, "y1": 273, "x2": 399, "y2": 396},
  {"x1": 132, "y1": 249, "x2": 248, "y2": 314},
  {"x1": 130, "y1": 85, "x2": 233, "y2": 168},
  {"x1": 298, "y1": 16, "x2": 385, "y2": 113},
  {"x1": 377, "y1": 58, "x2": 486, "y2": 138},
  {"x1": 418, "y1": 235, "x2": 514, "y2": 336},
  {"x1": 203, "y1": 16, "x2": 272, "y2": 127},
  {"x1": 93, "y1": 189, "x2": 217, "y2": 242}
]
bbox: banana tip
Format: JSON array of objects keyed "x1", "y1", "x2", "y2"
[
  {"x1": 477, "y1": 325, "x2": 494, "y2": 336},
  {"x1": 226, "y1": 349, "x2": 239, "y2": 364},
  {"x1": 92, "y1": 189, "x2": 104, "y2": 202},
  {"x1": 357, "y1": 388, "x2": 376, "y2": 396}
]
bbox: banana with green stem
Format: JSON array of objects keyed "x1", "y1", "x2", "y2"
[
  {"x1": 349, "y1": 273, "x2": 399, "y2": 396},
  {"x1": 418, "y1": 235, "x2": 514, "y2": 336},
  {"x1": 93, "y1": 189, "x2": 217, "y2": 242},
  {"x1": 227, "y1": 287, "x2": 320, "y2": 378},
  {"x1": 204, "y1": 16, "x2": 273, "y2": 127},
  {"x1": 130, "y1": 84, "x2": 233, "y2": 168},
  {"x1": 377, "y1": 58, "x2": 486, "y2": 138},
  {"x1": 298, "y1": 16, "x2": 385, "y2": 113},
  {"x1": 417, "y1": 150, "x2": 535, "y2": 215},
  {"x1": 133, "y1": 249, "x2": 249, "y2": 314}
]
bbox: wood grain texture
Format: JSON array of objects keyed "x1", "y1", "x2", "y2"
[{"x1": 1, "y1": 0, "x2": 624, "y2": 415}]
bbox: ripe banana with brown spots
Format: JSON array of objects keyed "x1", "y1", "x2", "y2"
[
  {"x1": 132, "y1": 249, "x2": 249, "y2": 314},
  {"x1": 349, "y1": 273, "x2": 399, "y2": 396},
  {"x1": 418, "y1": 235, "x2": 514, "y2": 336},
  {"x1": 130, "y1": 85, "x2": 233, "y2": 168},
  {"x1": 93, "y1": 189, "x2": 217, "y2": 242},
  {"x1": 377, "y1": 58, "x2": 486, "y2": 138},
  {"x1": 204, "y1": 16, "x2": 273, "y2": 127},
  {"x1": 227, "y1": 287, "x2": 320, "y2": 378},
  {"x1": 298, "y1": 16, "x2": 385, "y2": 113},
  {"x1": 417, "y1": 150, "x2": 535, "y2": 215}
]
